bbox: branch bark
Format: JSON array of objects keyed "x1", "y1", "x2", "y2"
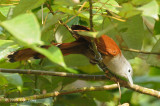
[
  {"x1": 0, "y1": 81, "x2": 160, "y2": 103},
  {"x1": 0, "y1": 68, "x2": 107, "y2": 81},
  {"x1": 122, "y1": 48, "x2": 160, "y2": 55},
  {"x1": 88, "y1": 0, "x2": 93, "y2": 31},
  {"x1": 0, "y1": 84, "x2": 118, "y2": 103}
]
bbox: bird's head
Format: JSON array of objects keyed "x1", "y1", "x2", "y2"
[
  {"x1": 120, "y1": 57, "x2": 133, "y2": 86},
  {"x1": 104, "y1": 54, "x2": 133, "y2": 86}
]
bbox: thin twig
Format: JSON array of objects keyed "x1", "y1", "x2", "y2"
[
  {"x1": 10, "y1": 0, "x2": 20, "y2": 1},
  {"x1": 88, "y1": 0, "x2": 101, "y2": 60},
  {"x1": 45, "y1": 2, "x2": 74, "y2": 35},
  {"x1": 95, "y1": 0, "x2": 109, "y2": 14},
  {"x1": 101, "y1": 14, "x2": 126, "y2": 22},
  {"x1": 122, "y1": 48, "x2": 160, "y2": 55},
  {"x1": 117, "y1": 82, "x2": 121, "y2": 105},
  {"x1": 43, "y1": 12, "x2": 49, "y2": 26},
  {"x1": 88, "y1": 0, "x2": 93, "y2": 31},
  {"x1": 0, "y1": 3, "x2": 18, "y2": 6},
  {"x1": 64, "y1": 1, "x2": 87, "y2": 24},
  {"x1": 41, "y1": 4, "x2": 44, "y2": 24}
]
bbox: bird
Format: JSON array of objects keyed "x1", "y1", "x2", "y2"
[{"x1": 8, "y1": 25, "x2": 133, "y2": 85}]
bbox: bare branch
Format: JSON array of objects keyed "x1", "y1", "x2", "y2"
[
  {"x1": 0, "y1": 68, "x2": 107, "y2": 81},
  {"x1": 122, "y1": 48, "x2": 160, "y2": 55},
  {"x1": 127, "y1": 84, "x2": 160, "y2": 98},
  {"x1": 0, "y1": 82, "x2": 160, "y2": 103},
  {"x1": 0, "y1": 84, "x2": 118, "y2": 103},
  {"x1": 88, "y1": 0, "x2": 93, "y2": 31}
]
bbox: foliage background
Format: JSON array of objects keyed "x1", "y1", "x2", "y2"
[{"x1": 0, "y1": 0, "x2": 160, "y2": 105}]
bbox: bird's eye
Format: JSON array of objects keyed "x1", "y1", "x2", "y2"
[{"x1": 128, "y1": 70, "x2": 131, "y2": 72}]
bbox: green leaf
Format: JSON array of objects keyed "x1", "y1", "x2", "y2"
[
  {"x1": 78, "y1": 64, "x2": 101, "y2": 74},
  {"x1": 0, "y1": 60, "x2": 20, "y2": 69},
  {"x1": 0, "y1": 6, "x2": 11, "y2": 17},
  {"x1": 154, "y1": 17, "x2": 160, "y2": 35},
  {"x1": 138, "y1": 0, "x2": 159, "y2": 20},
  {"x1": 121, "y1": 90, "x2": 133, "y2": 103},
  {"x1": 149, "y1": 66, "x2": 160, "y2": 76},
  {"x1": 93, "y1": 0, "x2": 119, "y2": 13},
  {"x1": 54, "y1": 0, "x2": 80, "y2": 6},
  {"x1": 32, "y1": 46, "x2": 66, "y2": 67},
  {"x1": 76, "y1": 24, "x2": 116, "y2": 38},
  {"x1": 0, "y1": 40, "x2": 19, "y2": 60},
  {"x1": 66, "y1": 16, "x2": 80, "y2": 27},
  {"x1": 42, "y1": 14, "x2": 66, "y2": 33},
  {"x1": 37, "y1": 76, "x2": 52, "y2": 92},
  {"x1": 93, "y1": 15, "x2": 103, "y2": 25},
  {"x1": 1, "y1": 13, "x2": 42, "y2": 45},
  {"x1": 78, "y1": 11, "x2": 89, "y2": 19},
  {"x1": 77, "y1": 31, "x2": 98, "y2": 38},
  {"x1": 103, "y1": 15, "x2": 145, "y2": 59},
  {"x1": 132, "y1": 0, "x2": 152, "y2": 5},
  {"x1": 119, "y1": 3, "x2": 141, "y2": 18},
  {"x1": 13, "y1": 0, "x2": 46, "y2": 17},
  {"x1": 86, "y1": 91, "x2": 113, "y2": 102},
  {"x1": 55, "y1": 94, "x2": 96, "y2": 106},
  {"x1": 97, "y1": 24, "x2": 117, "y2": 37},
  {"x1": 104, "y1": 0, "x2": 119, "y2": 13},
  {"x1": 58, "y1": 7, "x2": 75, "y2": 15},
  {"x1": 52, "y1": 76, "x2": 65, "y2": 90},
  {"x1": 0, "y1": 12, "x2": 6, "y2": 21},
  {"x1": 0, "y1": 73, "x2": 8, "y2": 86},
  {"x1": 64, "y1": 54, "x2": 90, "y2": 67},
  {"x1": 55, "y1": 25, "x2": 75, "y2": 43},
  {"x1": 147, "y1": 39, "x2": 160, "y2": 67},
  {"x1": 1, "y1": 73, "x2": 23, "y2": 88}
]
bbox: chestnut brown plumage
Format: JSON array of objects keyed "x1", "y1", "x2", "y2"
[{"x1": 8, "y1": 25, "x2": 133, "y2": 85}]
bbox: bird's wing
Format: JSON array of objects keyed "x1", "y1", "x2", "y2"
[
  {"x1": 71, "y1": 25, "x2": 121, "y2": 56},
  {"x1": 95, "y1": 35, "x2": 121, "y2": 56}
]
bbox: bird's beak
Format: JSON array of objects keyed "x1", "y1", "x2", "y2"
[{"x1": 127, "y1": 73, "x2": 133, "y2": 86}]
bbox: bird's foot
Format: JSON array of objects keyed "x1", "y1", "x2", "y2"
[
  {"x1": 89, "y1": 59, "x2": 99, "y2": 65},
  {"x1": 94, "y1": 53, "x2": 103, "y2": 62}
]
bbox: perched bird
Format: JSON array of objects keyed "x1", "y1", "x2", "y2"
[{"x1": 8, "y1": 25, "x2": 133, "y2": 85}]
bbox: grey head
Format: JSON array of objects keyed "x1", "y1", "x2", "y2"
[{"x1": 103, "y1": 54, "x2": 133, "y2": 86}]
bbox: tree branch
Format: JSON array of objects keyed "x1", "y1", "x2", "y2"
[
  {"x1": 0, "y1": 84, "x2": 118, "y2": 103},
  {"x1": 0, "y1": 68, "x2": 107, "y2": 81},
  {"x1": 122, "y1": 48, "x2": 160, "y2": 55},
  {"x1": 128, "y1": 84, "x2": 160, "y2": 98},
  {"x1": 88, "y1": 0, "x2": 93, "y2": 31},
  {"x1": 0, "y1": 82, "x2": 160, "y2": 103}
]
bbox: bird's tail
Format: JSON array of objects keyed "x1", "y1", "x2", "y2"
[
  {"x1": 8, "y1": 40, "x2": 89, "y2": 62},
  {"x1": 8, "y1": 25, "x2": 95, "y2": 62}
]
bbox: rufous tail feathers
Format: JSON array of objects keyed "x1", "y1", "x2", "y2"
[{"x1": 8, "y1": 40, "x2": 92, "y2": 62}]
